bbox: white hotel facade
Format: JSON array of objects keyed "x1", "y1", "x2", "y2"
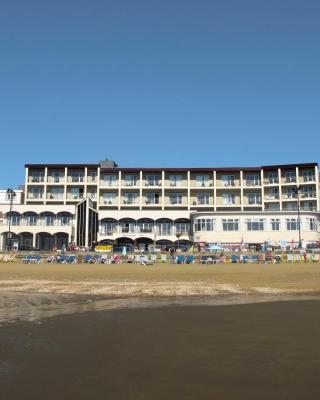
[{"x1": 0, "y1": 160, "x2": 319, "y2": 250}]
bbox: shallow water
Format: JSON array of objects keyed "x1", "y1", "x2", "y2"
[{"x1": 1, "y1": 290, "x2": 320, "y2": 325}]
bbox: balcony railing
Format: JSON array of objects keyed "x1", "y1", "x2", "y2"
[
  {"x1": 28, "y1": 177, "x2": 44, "y2": 183},
  {"x1": 264, "y1": 178, "x2": 279, "y2": 185},
  {"x1": 1, "y1": 219, "x2": 73, "y2": 227},
  {"x1": 27, "y1": 195, "x2": 44, "y2": 200},
  {"x1": 46, "y1": 194, "x2": 64, "y2": 200},
  {"x1": 99, "y1": 226, "x2": 191, "y2": 236}
]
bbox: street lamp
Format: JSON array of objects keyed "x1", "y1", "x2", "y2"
[
  {"x1": 294, "y1": 186, "x2": 302, "y2": 249},
  {"x1": 176, "y1": 232, "x2": 181, "y2": 251},
  {"x1": 6, "y1": 188, "x2": 16, "y2": 251}
]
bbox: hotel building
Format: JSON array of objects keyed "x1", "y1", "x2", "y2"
[{"x1": 0, "y1": 161, "x2": 319, "y2": 250}]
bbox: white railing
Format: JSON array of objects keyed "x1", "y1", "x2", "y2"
[
  {"x1": 99, "y1": 226, "x2": 191, "y2": 236},
  {"x1": 1, "y1": 219, "x2": 73, "y2": 227}
]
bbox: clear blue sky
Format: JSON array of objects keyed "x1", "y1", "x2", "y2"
[{"x1": 0, "y1": 0, "x2": 319, "y2": 188}]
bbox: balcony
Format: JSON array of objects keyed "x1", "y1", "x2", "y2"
[
  {"x1": 66, "y1": 193, "x2": 84, "y2": 200},
  {"x1": 245, "y1": 181, "x2": 261, "y2": 187},
  {"x1": 263, "y1": 178, "x2": 279, "y2": 185},
  {"x1": 123, "y1": 200, "x2": 138, "y2": 205},
  {"x1": 46, "y1": 193, "x2": 64, "y2": 200},
  {"x1": 301, "y1": 192, "x2": 316, "y2": 199},
  {"x1": 27, "y1": 194, "x2": 44, "y2": 200},
  {"x1": 144, "y1": 181, "x2": 162, "y2": 187},
  {"x1": 47, "y1": 177, "x2": 65, "y2": 183},
  {"x1": 28, "y1": 176, "x2": 44, "y2": 183},
  {"x1": 264, "y1": 195, "x2": 279, "y2": 201}
]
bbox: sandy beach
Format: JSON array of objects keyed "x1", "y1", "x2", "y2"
[
  {"x1": 1, "y1": 262, "x2": 320, "y2": 296},
  {"x1": 2, "y1": 262, "x2": 320, "y2": 399}
]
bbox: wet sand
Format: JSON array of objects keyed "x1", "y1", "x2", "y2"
[
  {"x1": 2, "y1": 301, "x2": 320, "y2": 400},
  {"x1": 2, "y1": 262, "x2": 320, "y2": 399}
]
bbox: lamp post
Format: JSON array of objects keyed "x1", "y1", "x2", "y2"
[
  {"x1": 294, "y1": 186, "x2": 302, "y2": 249},
  {"x1": 6, "y1": 189, "x2": 16, "y2": 251},
  {"x1": 176, "y1": 232, "x2": 181, "y2": 251}
]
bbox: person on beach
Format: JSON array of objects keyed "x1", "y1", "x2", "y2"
[{"x1": 169, "y1": 247, "x2": 176, "y2": 263}]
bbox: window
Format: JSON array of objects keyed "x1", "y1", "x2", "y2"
[
  {"x1": 58, "y1": 214, "x2": 71, "y2": 226},
  {"x1": 246, "y1": 219, "x2": 265, "y2": 231},
  {"x1": 9, "y1": 213, "x2": 21, "y2": 226},
  {"x1": 71, "y1": 171, "x2": 84, "y2": 183},
  {"x1": 285, "y1": 187, "x2": 297, "y2": 199},
  {"x1": 157, "y1": 223, "x2": 172, "y2": 235},
  {"x1": 247, "y1": 192, "x2": 261, "y2": 205},
  {"x1": 194, "y1": 219, "x2": 215, "y2": 231},
  {"x1": 265, "y1": 203, "x2": 280, "y2": 211},
  {"x1": 123, "y1": 192, "x2": 137, "y2": 204},
  {"x1": 51, "y1": 171, "x2": 64, "y2": 183},
  {"x1": 103, "y1": 192, "x2": 117, "y2": 205},
  {"x1": 284, "y1": 171, "x2": 296, "y2": 183},
  {"x1": 138, "y1": 221, "x2": 154, "y2": 233},
  {"x1": 103, "y1": 175, "x2": 117, "y2": 186},
  {"x1": 42, "y1": 214, "x2": 55, "y2": 226},
  {"x1": 265, "y1": 188, "x2": 279, "y2": 200},
  {"x1": 175, "y1": 222, "x2": 190, "y2": 235},
  {"x1": 120, "y1": 221, "x2": 135, "y2": 233},
  {"x1": 221, "y1": 175, "x2": 235, "y2": 187},
  {"x1": 283, "y1": 202, "x2": 297, "y2": 211},
  {"x1": 307, "y1": 217, "x2": 317, "y2": 231},
  {"x1": 145, "y1": 175, "x2": 160, "y2": 186},
  {"x1": 28, "y1": 187, "x2": 43, "y2": 199},
  {"x1": 266, "y1": 172, "x2": 279, "y2": 184},
  {"x1": 70, "y1": 187, "x2": 83, "y2": 199},
  {"x1": 145, "y1": 192, "x2": 159, "y2": 204},
  {"x1": 271, "y1": 219, "x2": 280, "y2": 231},
  {"x1": 169, "y1": 193, "x2": 182, "y2": 205},
  {"x1": 222, "y1": 193, "x2": 235, "y2": 205},
  {"x1": 222, "y1": 219, "x2": 239, "y2": 231},
  {"x1": 48, "y1": 187, "x2": 64, "y2": 200},
  {"x1": 303, "y1": 170, "x2": 315, "y2": 182},
  {"x1": 169, "y1": 175, "x2": 182, "y2": 187},
  {"x1": 245, "y1": 174, "x2": 261, "y2": 186},
  {"x1": 302, "y1": 186, "x2": 315, "y2": 198},
  {"x1": 286, "y1": 218, "x2": 299, "y2": 230},
  {"x1": 87, "y1": 170, "x2": 97, "y2": 182},
  {"x1": 196, "y1": 175, "x2": 210, "y2": 187},
  {"x1": 30, "y1": 171, "x2": 44, "y2": 182},
  {"x1": 196, "y1": 192, "x2": 210, "y2": 205},
  {"x1": 101, "y1": 222, "x2": 117, "y2": 235},
  {"x1": 124, "y1": 175, "x2": 138, "y2": 186},
  {"x1": 25, "y1": 214, "x2": 38, "y2": 226}
]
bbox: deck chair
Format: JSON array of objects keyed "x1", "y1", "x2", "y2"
[
  {"x1": 22, "y1": 255, "x2": 33, "y2": 263},
  {"x1": 242, "y1": 255, "x2": 249, "y2": 264},
  {"x1": 185, "y1": 255, "x2": 194, "y2": 264},
  {"x1": 287, "y1": 253, "x2": 293, "y2": 263},
  {"x1": 32, "y1": 255, "x2": 42, "y2": 264},
  {"x1": 231, "y1": 255, "x2": 238, "y2": 263},
  {"x1": 160, "y1": 254, "x2": 167, "y2": 263},
  {"x1": 83, "y1": 255, "x2": 93, "y2": 263},
  {"x1": 176, "y1": 255, "x2": 185, "y2": 264},
  {"x1": 251, "y1": 255, "x2": 259, "y2": 263},
  {"x1": 66, "y1": 255, "x2": 76, "y2": 264}
]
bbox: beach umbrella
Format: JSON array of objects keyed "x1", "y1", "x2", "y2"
[{"x1": 122, "y1": 246, "x2": 127, "y2": 256}]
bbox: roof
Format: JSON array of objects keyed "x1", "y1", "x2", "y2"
[{"x1": 24, "y1": 162, "x2": 318, "y2": 172}]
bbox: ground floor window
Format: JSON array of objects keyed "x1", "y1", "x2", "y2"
[
  {"x1": 246, "y1": 219, "x2": 265, "y2": 231},
  {"x1": 222, "y1": 219, "x2": 239, "y2": 231},
  {"x1": 286, "y1": 218, "x2": 299, "y2": 230},
  {"x1": 194, "y1": 219, "x2": 214, "y2": 231}
]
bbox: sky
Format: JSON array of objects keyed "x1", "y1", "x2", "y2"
[{"x1": 0, "y1": 0, "x2": 319, "y2": 188}]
